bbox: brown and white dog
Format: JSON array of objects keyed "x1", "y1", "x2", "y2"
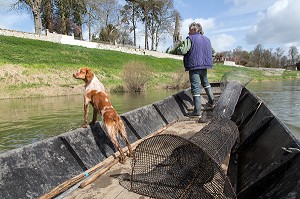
[{"x1": 73, "y1": 67, "x2": 133, "y2": 163}]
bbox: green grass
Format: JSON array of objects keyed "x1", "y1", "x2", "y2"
[
  {"x1": 282, "y1": 70, "x2": 298, "y2": 79},
  {"x1": 0, "y1": 35, "x2": 182, "y2": 70},
  {"x1": 0, "y1": 35, "x2": 186, "y2": 88},
  {"x1": 0, "y1": 34, "x2": 299, "y2": 94}
]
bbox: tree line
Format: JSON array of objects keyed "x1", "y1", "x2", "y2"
[
  {"x1": 215, "y1": 45, "x2": 300, "y2": 70},
  {"x1": 11, "y1": 1, "x2": 300, "y2": 70},
  {"x1": 12, "y1": 0, "x2": 179, "y2": 51}
]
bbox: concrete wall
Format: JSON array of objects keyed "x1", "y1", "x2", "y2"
[
  {"x1": 0, "y1": 88, "x2": 193, "y2": 199},
  {"x1": 0, "y1": 28, "x2": 183, "y2": 60}
]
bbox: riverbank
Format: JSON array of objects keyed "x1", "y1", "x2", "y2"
[
  {"x1": 0, "y1": 64, "x2": 83, "y2": 99},
  {"x1": 1, "y1": 35, "x2": 299, "y2": 99},
  {"x1": 1, "y1": 63, "x2": 299, "y2": 99}
]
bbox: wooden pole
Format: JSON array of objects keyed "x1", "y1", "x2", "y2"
[
  {"x1": 79, "y1": 158, "x2": 119, "y2": 188},
  {"x1": 39, "y1": 125, "x2": 169, "y2": 199},
  {"x1": 39, "y1": 156, "x2": 115, "y2": 199}
]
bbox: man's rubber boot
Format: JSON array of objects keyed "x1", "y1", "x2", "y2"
[
  {"x1": 189, "y1": 95, "x2": 202, "y2": 118},
  {"x1": 204, "y1": 86, "x2": 215, "y2": 108}
]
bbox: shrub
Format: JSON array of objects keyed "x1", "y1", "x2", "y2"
[
  {"x1": 111, "y1": 85, "x2": 126, "y2": 93},
  {"x1": 167, "y1": 68, "x2": 190, "y2": 89},
  {"x1": 122, "y1": 61, "x2": 152, "y2": 92}
]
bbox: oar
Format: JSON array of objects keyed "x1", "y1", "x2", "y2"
[
  {"x1": 39, "y1": 155, "x2": 115, "y2": 199},
  {"x1": 39, "y1": 125, "x2": 169, "y2": 199}
]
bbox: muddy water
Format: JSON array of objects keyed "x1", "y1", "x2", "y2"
[{"x1": 0, "y1": 79, "x2": 299, "y2": 153}]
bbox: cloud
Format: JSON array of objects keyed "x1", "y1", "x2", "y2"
[
  {"x1": 223, "y1": 0, "x2": 278, "y2": 16},
  {"x1": 180, "y1": 18, "x2": 215, "y2": 38},
  {"x1": 246, "y1": 0, "x2": 300, "y2": 48},
  {"x1": 210, "y1": 34, "x2": 236, "y2": 52},
  {"x1": 153, "y1": 17, "x2": 216, "y2": 52},
  {"x1": 156, "y1": 17, "x2": 236, "y2": 52},
  {"x1": 178, "y1": 18, "x2": 237, "y2": 52},
  {"x1": 210, "y1": 26, "x2": 251, "y2": 34}
]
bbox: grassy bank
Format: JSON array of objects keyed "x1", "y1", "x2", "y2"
[{"x1": 0, "y1": 35, "x2": 299, "y2": 99}]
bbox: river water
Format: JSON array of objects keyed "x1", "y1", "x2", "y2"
[
  {"x1": 0, "y1": 79, "x2": 299, "y2": 153},
  {"x1": 247, "y1": 79, "x2": 300, "y2": 139}
]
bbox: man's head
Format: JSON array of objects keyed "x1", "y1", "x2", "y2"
[{"x1": 188, "y1": 22, "x2": 204, "y2": 35}]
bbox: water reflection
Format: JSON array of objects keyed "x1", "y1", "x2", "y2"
[
  {"x1": 0, "y1": 90, "x2": 179, "y2": 153},
  {"x1": 0, "y1": 95, "x2": 83, "y2": 151}
]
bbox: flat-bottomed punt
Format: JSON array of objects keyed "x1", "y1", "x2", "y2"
[{"x1": 0, "y1": 82, "x2": 299, "y2": 199}]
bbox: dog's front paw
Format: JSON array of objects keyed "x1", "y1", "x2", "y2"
[
  {"x1": 82, "y1": 124, "x2": 88, "y2": 128},
  {"x1": 119, "y1": 155, "x2": 126, "y2": 164}
]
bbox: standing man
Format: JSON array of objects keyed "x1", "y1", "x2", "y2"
[{"x1": 177, "y1": 22, "x2": 215, "y2": 118}]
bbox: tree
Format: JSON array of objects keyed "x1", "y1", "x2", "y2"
[
  {"x1": 274, "y1": 47, "x2": 284, "y2": 68},
  {"x1": 85, "y1": 0, "x2": 105, "y2": 41},
  {"x1": 41, "y1": 0, "x2": 53, "y2": 32},
  {"x1": 288, "y1": 46, "x2": 299, "y2": 66},
  {"x1": 222, "y1": 50, "x2": 233, "y2": 61},
  {"x1": 52, "y1": 0, "x2": 72, "y2": 35},
  {"x1": 13, "y1": 0, "x2": 43, "y2": 34},
  {"x1": 280, "y1": 55, "x2": 288, "y2": 68},
  {"x1": 118, "y1": 29, "x2": 133, "y2": 45},
  {"x1": 152, "y1": 0, "x2": 177, "y2": 51},
  {"x1": 95, "y1": 0, "x2": 121, "y2": 43},
  {"x1": 233, "y1": 46, "x2": 243, "y2": 63},
  {"x1": 138, "y1": 0, "x2": 151, "y2": 50},
  {"x1": 252, "y1": 44, "x2": 264, "y2": 68},
  {"x1": 261, "y1": 48, "x2": 272, "y2": 68},
  {"x1": 120, "y1": 0, "x2": 140, "y2": 46},
  {"x1": 137, "y1": 0, "x2": 177, "y2": 51},
  {"x1": 85, "y1": 0, "x2": 100, "y2": 41},
  {"x1": 72, "y1": 0, "x2": 86, "y2": 40},
  {"x1": 99, "y1": 24, "x2": 118, "y2": 44},
  {"x1": 214, "y1": 52, "x2": 225, "y2": 62}
]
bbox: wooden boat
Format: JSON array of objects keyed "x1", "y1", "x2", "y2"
[{"x1": 0, "y1": 82, "x2": 299, "y2": 199}]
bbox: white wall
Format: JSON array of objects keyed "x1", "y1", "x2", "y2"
[{"x1": 0, "y1": 28, "x2": 182, "y2": 60}]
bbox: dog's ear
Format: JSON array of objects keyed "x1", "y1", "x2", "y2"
[{"x1": 85, "y1": 68, "x2": 94, "y2": 82}]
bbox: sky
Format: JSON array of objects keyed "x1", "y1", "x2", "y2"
[{"x1": 0, "y1": 0, "x2": 299, "y2": 54}]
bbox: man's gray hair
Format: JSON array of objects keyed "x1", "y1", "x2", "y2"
[{"x1": 189, "y1": 22, "x2": 204, "y2": 35}]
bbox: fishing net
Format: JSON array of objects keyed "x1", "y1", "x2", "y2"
[
  {"x1": 119, "y1": 118, "x2": 238, "y2": 199},
  {"x1": 220, "y1": 70, "x2": 252, "y2": 92}
]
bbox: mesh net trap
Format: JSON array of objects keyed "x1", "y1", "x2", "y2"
[{"x1": 119, "y1": 118, "x2": 238, "y2": 199}]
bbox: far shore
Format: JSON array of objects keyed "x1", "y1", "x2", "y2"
[{"x1": 1, "y1": 64, "x2": 299, "y2": 100}]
